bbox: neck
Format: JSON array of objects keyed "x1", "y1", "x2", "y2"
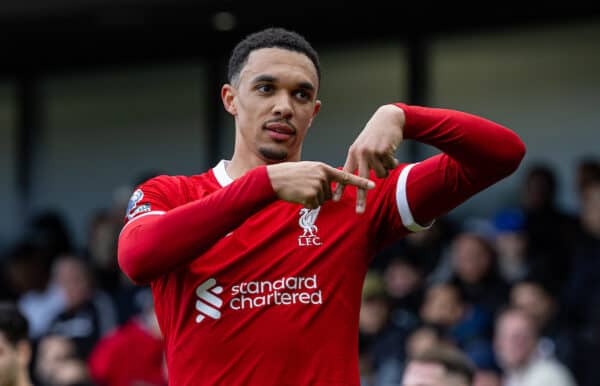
[{"x1": 227, "y1": 152, "x2": 268, "y2": 180}]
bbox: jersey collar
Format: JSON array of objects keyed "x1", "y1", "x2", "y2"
[{"x1": 213, "y1": 160, "x2": 233, "y2": 187}]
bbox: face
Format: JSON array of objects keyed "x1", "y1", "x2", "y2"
[
  {"x1": 222, "y1": 47, "x2": 321, "y2": 163},
  {"x1": 359, "y1": 298, "x2": 389, "y2": 335},
  {"x1": 35, "y1": 335, "x2": 75, "y2": 383},
  {"x1": 420, "y1": 285, "x2": 463, "y2": 327},
  {"x1": 402, "y1": 361, "x2": 467, "y2": 386},
  {"x1": 494, "y1": 311, "x2": 537, "y2": 370},
  {"x1": 53, "y1": 257, "x2": 92, "y2": 309},
  {"x1": 384, "y1": 260, "x2": 421, "y2": 298},
  {"x1": 452, "y1": 235, "x2": 492, "y2": 284},
  {"x1": 510, "y1": 283, "x2": 554, "y2": 327}
]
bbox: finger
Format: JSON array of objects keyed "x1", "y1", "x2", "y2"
[
  {"x1": 370, "y1": 153, "x2": 389, "y2": 178},
  {"x1": 322, "y1": 178, "x2": 333, "y2": 202},
  {"x1": 327, "y1": 166, "x2": 375, "y2": 190},
  {"x1": 380, "y1": 153, "x2": 399, "y2": 171},
  {"x1": 333, "y1": 154, "x2": 357, "y2": 201},
  {"x1": 356, "y1": 157, "x2": 370, "y2": 214},
  {"x1": 316, "y1": 185, "x2": 325, "y2": 206}
]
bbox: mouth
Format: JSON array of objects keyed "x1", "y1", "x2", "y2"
[{"x1": 264, "y1": 122, "x2": 295, "y2": 141}]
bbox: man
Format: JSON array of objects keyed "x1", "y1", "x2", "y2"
[
  {"x1": 494, "y1": 307, "x2": 576, "y2": 386},
  {"x1": 118, "y1": 27, "x2": 525, "y2": 385},
  {"x1": 0, "y1": 302, "x2": 34, "y2": 386},
  {"x1": 401, "y1": 346, "x2": 475, "y2": 386}
]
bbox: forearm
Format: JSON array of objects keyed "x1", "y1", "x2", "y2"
[
  {"x1": 394, "y1": 103, "x2": 526, "y2": 225},
  {"x1": 118, "y1": 166, "x2": 277, "y2": 284},
  {"x1": 396, "y1": 103, "x2": 525, "y2": 177}
]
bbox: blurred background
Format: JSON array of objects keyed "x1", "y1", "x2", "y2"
[{"x1": 0, "y1": 2, "x2": 599, "y2": 386}]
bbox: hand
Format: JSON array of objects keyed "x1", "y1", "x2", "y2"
[
  {"x1": 334, "y1": 104, "x2": 405, "y2": 213},
  {"x1": 267, "y1": 161, "x2": 375, "y2": 209}
]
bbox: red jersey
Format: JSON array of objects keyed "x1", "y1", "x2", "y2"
[{"x1": 118, "y1": 104, "x2": 525, "y2": 385}]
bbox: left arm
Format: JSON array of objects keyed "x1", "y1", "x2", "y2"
[{"x1": 335, "y1": 103, "x2": 526, "y2": 225}]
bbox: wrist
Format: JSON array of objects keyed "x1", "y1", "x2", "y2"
[{"x1": 379, "y1": 104, "x2": 406, "y2": 134}]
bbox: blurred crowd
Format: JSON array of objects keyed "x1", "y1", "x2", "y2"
[{"x1": 0, "y1": 158, "x2": 599, "y2": 386}]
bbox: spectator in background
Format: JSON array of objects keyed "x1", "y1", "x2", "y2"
[
  {"x1": 561, "y1": 178, "x2": 600, "y2": 386},
  {"x1": 35, "y1": 335, "x2": 92, "y2": 386},
  {"x1": 492, "y1": 209, "x2": 530, "y2": 284},
  {"x1": 89, "y1": 289, "x2": 166, "y2": 386},
  {"x1": 510, "y1": 279, "x2": 572, "y2": 365},
  {"x1": 401, "y1": 346, "x2": 475, "y2": 386},
  {"x1": 494, "y1": 307, "x2": 576, "y2": 386},
  {"x1": 449, "y1": 233, "x2": 509, "y2": 314},
  {"x1": 520, "y1": 164, "x2": 575, "y2": 290},
  {"x1": 87, "y1": 209, "x2": 146, "y2": 325},
  {"x1": 420, "y1": 283, "x2": 495, "y2": 370},
  {"x1": 575, "y1": 158, "x2": 600, "y2": 203},
  {"x1": 48, "y1": 255, "x2": 117, "y2": 359},
  {"x1": 0, "y1": 302, "x2": 34, "y2": 386},
  {"x1": 382, "y1": 255, "x2": 424, "y2": 316},
  {"x1": 4, "y1": 242, "x2": 67, "y2": 339},
  {"x1": 359, "y1": 272, "x2": 409, "y2": 385}
]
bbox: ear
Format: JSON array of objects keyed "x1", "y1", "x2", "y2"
[
  {"x1": 307, "y1": 99, "x2": 321, "y2": 127},
  {"x1": 221, "y1": 84, "x2": 237, "y2": 116}
]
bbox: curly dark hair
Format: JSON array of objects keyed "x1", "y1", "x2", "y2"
[{"x1": 227, "y1": 27, "x2": 320, "y2": 85}]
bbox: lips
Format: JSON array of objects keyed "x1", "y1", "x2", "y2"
[{"x1": 265, "y1": 122, "x2": 295, "y2": 141}]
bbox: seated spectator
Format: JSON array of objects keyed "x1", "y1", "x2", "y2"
[
  {"x1": 359, "y1": 272, "x2": 412, "y2": 386},
  {"x1": 449, "y1": 233, "x2": 510, "y2": 314},
  {"x1": 47, "y1": 255, "x2": 117, "y2": 358},
  {"x1": 88, "y1": 289, "x2": 166, "y2": 386},
  {"x1": 401, "y1": 346, "x2": 475, "y2": 386},
  {"x1": 382, "y1": 255, "x2": 424, "y2": 316},
  {"x1": 35, "y1": 335, "x2": 93, "y2": 386},
  {"x1": 492, "y1": 209, "x2": 530, "y2": 284},
  {"x1": 420, "y1": 283, "x2": 495, "y2": 370},
  {"x1": 0, "y1": 302, "x2": 34, "y2": 386},
  {"x1": 494, "y1": 307, "x2": 576, "y2": 386},
  {"x1": 510, "y1": 279, "x2": 573, "y2": 365}
]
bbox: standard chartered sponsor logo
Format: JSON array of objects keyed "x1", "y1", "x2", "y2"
[
  {"x1": 194, "y1": 275, "x2": 322, "y2": 324},
  {"x1": 230, "y1": 274, "x2": 322, "y2": 310},
  {"x1": 195, "y1": 278, "x2": 224, "y2": 323}
]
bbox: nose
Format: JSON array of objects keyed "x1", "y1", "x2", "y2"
[{"x1": 272, "y1": 92, "x2": 293, "y2": 119}]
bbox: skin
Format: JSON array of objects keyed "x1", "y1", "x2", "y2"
[
  {"x1": 221, "y1": 47, "x2": 403, "y2": 212},
  {"x1": 494, "y1": 311, "x2": 538, "y2": 370},
  {"x1": 402, "y1": 361, "x2": 468, "y2": 386},
  {"x1": 0, "y1": 332, "x2": 32, "y2": 386}
]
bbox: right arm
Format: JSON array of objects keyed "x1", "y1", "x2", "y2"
[
  {"x1": 118, "y1": 162, "x2": 373, "y2": 284},
  {"x1": 118, "y1": 166, "x2": 277, "y2": 285}
]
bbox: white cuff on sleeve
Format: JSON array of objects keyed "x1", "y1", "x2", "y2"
[{"x1": 396, "y1": 163, "x2": 434, "y2": 232}]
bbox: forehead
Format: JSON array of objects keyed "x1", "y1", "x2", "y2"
[
  {"x1": 403, "y1": 362, "x2": 446, "y2": 386},
  {"x1": 239, "y1": 47, "x2": 318, "y2": 87}
]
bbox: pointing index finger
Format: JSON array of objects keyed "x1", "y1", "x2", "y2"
[{"x1": 327, "y1": 167, "x2": 375, "y2": 190}]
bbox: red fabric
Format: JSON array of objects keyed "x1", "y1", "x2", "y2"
[
  {"x1": 117, "y1": 104, "x2": 525, "y2": 385},
  {"x1": 88, "y1": 320, "x2": 166, "y2": 386},
  {"x1": 395, "y1": 103, "x2": 526, "y2": 225},
  {"x1": 118, "y1": 165, "x2": 277, "y2": 284}
]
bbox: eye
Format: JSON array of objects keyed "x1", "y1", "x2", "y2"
[
  {"x1": 256, "y1": 84, "x2": 274, "y2": 93},
  {"x1": 294, "y1": 90, "x2": 311, "y2": 101}
]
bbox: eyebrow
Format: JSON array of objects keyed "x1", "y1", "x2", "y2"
[{"x1": 251, "y1": 74, "x2": 315, "y2": 92}]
